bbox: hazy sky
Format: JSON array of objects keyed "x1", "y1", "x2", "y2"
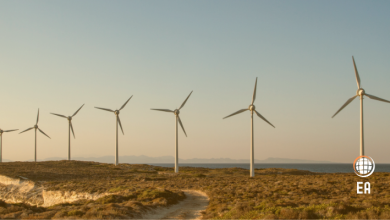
[{"x1": 1, "y1": 0, "x2": 390, "y2": 163}]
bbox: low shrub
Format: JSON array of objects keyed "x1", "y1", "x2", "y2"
[{"x1": 67, "y1": 210, "x2": 84, "y2": 216}]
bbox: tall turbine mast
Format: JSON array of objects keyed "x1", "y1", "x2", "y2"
[
  {"x1": 19, "y1": 109, "x2": 51, "y2": 162},
  {"x1": 0, "y1": 128, "x2": 18, "y2": 162},
  {"x1": 151, "y1": 91, "x2": 193, "y2": 173},
  {"x1": 95, "y1": 96, "x2": 133, "y2": 166},
  {"x1": 51, "y1": 104, "x2": 84, "y2": 160},
  {"x1": 223, "y1": 77, "x2": 275, "y2": 177},
  {"x1": 332, "y1": 56, "x2": 390, "y2": 156}
]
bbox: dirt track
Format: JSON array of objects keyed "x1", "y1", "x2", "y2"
[{"x1": 142, "y1": 190, "x2": 209, "y2": 219}]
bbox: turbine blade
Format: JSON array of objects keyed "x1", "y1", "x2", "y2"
[
  {"x1": 223, "y1": 109, "x2": 248, "y2": 119},
  {"x1": 19, "y1": 127, "x2": 33, "y2": 134},
  {"x1": 51, "y1": 113, "x2": 67, "y2": 118},
  {"x1": 352, "y1": 56, "x2": 361, "y2": 89},
  {"x1": 365, "y1": 94, "x2": 390, "y2": 104},
  {"x1": 151, "y1": 109, "x2": 174, "y2": 113},
  {"x1": 179, "y1": 91, "x2": 193, "y2": 110},
  {"x1": 120, "y1": 96, "x2": 133, "y2": 110},
  {"x1": 72, "y1": 104, "x2": 85, "y2": 117},
  {"x1": 36, "y1": 109, "x2": 39, "y2": 125},
  {"x1": 332, "y1": 95, "x2": 358, "y2": 118},
  {"x1": 38, "y1": 128, "x2": 51, "y2": 139},
  {"x1": 178, "y1": 116, "x2": 187, "y2": 137},
  {"x1": 95, "y1": 107, "x2": 114, "y2": 112},
  {"x1": 118, "y1": 116, "x2": 124, "y2": 135},
  {"x1": 4, "y1": 129, "x2": 18, "y2": 132},
  {"x1": 252, "y1": 77, "x2": 258, "y2": 105},
  {"x1": 254, "y1": 110, "x2": 275, "y2": 128},
  {"x1": 70, "y1": 122, "x2": 75, "y2": 138}
]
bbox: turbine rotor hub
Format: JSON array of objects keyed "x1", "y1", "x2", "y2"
[
  {"x1": 34, "y1": 125, "x2": 38, "y2": 129},
  {"x1": 114, "y1": 110, "x2": 119, "y2": 115},
  {"x1": 174, "y1": 109, "x2": 180, "y2": 115},
  {"x1": 249, "y1": 105, "x2": 255, "y2": 111},
  {"x1": 0, "y1": 130, "x2": 3, "y2": 134},
  {"x1": 357, "y1": 88, "x2": 365, "y2": 96},
  {"x1": 68, "y1": 116, "x2": 72, "y2": 121}
]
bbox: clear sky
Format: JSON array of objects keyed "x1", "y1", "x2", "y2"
[{"x1": 1, "y1": 0, "x2": 390, "y2": 163}]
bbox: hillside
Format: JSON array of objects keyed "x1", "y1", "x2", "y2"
[
  {"x1": 0, "y1": 161, "x2": 389, "y2": 219},
  {"x1": 39, "y1": 156, "x2": 333, "y2": 164}
]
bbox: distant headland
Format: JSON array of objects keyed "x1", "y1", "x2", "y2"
[{"x1": 5, "y1": 155, "x2": 334, "y2": 164}]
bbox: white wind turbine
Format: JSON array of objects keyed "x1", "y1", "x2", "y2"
[
  {"x1": 95, "y1": 96, "x2": 133, "y2": 166},
  {"x1": 19, "y1": 109, "x2": 51, "y2": 162},
  {"x1": 223, "y1": 77, "x2": 275, "y2": 177},
  {"x1": 0, "y1": 128, "x2": 18, "y2": 162},
  {"x1": 151, "y1": 91, "x2": 193, "y2": 173},
  {"x1": 51, "y1": 104, "x2": 84, "y2": 160},
  {"x1": 332, "y1": 56, "x2": 390, "y2": 156}
]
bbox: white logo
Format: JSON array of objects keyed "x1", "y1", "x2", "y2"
[{"x1": 353, "y1": 156, "x2": 375, "y2": 177}]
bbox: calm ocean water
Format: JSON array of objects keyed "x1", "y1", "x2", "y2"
[{"x1": 149, "y1": 163, "x2": 390, "y2": 173}]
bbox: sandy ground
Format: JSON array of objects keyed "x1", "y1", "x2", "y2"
[{"x1": 141, "y1": 190, "x2": 209, "y2": 219}]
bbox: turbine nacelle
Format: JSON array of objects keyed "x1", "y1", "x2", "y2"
[
  {"x1": 51, "y1": 104, "x2": 84, "y2": 146},
  {"x1": 0, "y1": 129, "x2": 18, "y2": 134},
  {"x1": 222, "y1": 77, "x2": 275, "y2": 177},
  {"x1": 95, "y1": 96, "x2": 133, "y2": 165},
  {"x1": 151, "y1": 91, "x2": 193, "y2": 172},
  {"x1": 357, "y1": 88, "x2": 365, "y2": 96},
  {"x1": 332, "y1": 56, "x2": 390, "y2": 119},
  {"x1": 332, "y1": 56, "x2": 390, "y2": 157},
  {"x1": 223, "y1": 77, "x2": 275, "y2": 127},
  {"x1": 19, "y1": 109, "x2": 51, "y2": 162},
  {"x1": 151, "y1": 91, "x2": 193, "y2": 140}
]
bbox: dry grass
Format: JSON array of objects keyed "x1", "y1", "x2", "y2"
[{"x1": 0, "y1": 161, "x2": 389, "y2": 219}]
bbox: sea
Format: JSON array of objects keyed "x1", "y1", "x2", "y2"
[{"x1": 149, "y1": 163, "x2": 390, "y2": 173}]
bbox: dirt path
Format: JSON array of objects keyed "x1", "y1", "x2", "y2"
[{"x1": 141, "y1": 190, "x2": 209, "y2": 219}]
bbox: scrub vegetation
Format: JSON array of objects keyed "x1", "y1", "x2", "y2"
[{"x1": 0, "y1": 160, "x2": 389, "y2": 219}]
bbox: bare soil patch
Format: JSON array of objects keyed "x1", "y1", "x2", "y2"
[{"x1": 142, "y1": 190, "x2": 209, "y2": 219}]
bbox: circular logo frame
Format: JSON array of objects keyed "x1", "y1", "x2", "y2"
[{"x1": 353, "y1": 156, "x2": 375, "y2": 177}]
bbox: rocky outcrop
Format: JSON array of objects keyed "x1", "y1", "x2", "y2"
[
  {"x1": 0, "y1": 175, "x2": 44, "y2": 206},
  {"x1": 0, "y1": 175, "x2": 108, "y2": 207}
]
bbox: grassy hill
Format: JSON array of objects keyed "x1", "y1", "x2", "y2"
[{"x1": 0, "y1": 161, "x2": 389, "y2": 219}]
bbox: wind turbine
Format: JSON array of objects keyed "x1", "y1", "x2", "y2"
[
  {"x1": 0, "y1": 128, "x2": 18, "y2": 162},
  {"x1": 151, "y1": 91, "x2": 193, "y2": 173},
  {"x1": 332, "y1": 56, "x2": 390, "y2": 156},
  {"x1": 223, "y1": 77, "x2": 275, "y2": 177},
  {"x1": 95, "y1": 96, "x2": 133, "y2": 166},
  {"x1": 51, "y1": 104, "x2": 84, "y2": 160},
  {"x1": 19, "y1": 109, "x2": 51, "y2": 162}
]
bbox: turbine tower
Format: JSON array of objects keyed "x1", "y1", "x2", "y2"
[
  {"x1": 332, "y1": 56, "x2": 390, "y2": 156},
  {"x1": 0, "y1": 128, "x2": 18, "y2": 162},
  {"x1": 51, "y1": 104, "x2": 84, "y2": 160},
  {"x1": 223, "y1": 77, "x2": 275, "y2": 177},
  {"x1": 151, "y1": 91, "x2": 193, "y2": 173},
  {"x1": 95, "y1": 96, "x2": 132, "y2": 166},
  {"x1": 19, "y1": 109, "x2": 51, "y2": 162}
]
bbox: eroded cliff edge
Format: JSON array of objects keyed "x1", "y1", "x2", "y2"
[{"x1": 0, "y1": 175, "x2": 108, "y2": 207}]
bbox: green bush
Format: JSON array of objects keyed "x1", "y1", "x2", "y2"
[
  {"x1": 67, "y1": 210, "x2": 84, "y2": 216},
  {"x1": 109, "y1": 186, "x2": 127, "y2": 192}
]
